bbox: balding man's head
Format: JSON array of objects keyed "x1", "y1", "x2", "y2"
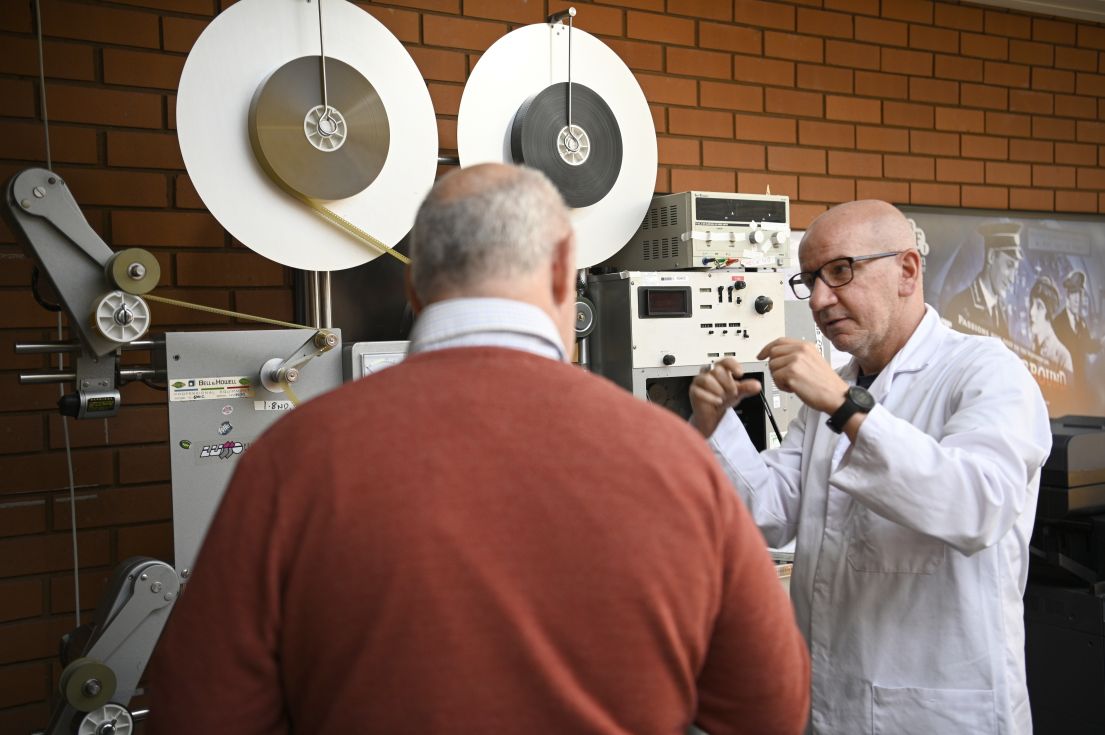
[
  {"x1": 410, "y1": 164, "x2": 573, "y2": 302},
  {"x1": 803, "y1": 200, "x2": 917, "y2": 259},
  {"x1": 798, "y1": 200, "x2": 926, "y2": 373}
]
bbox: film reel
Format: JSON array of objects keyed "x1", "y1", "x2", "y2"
[
  {"x1": 177, "y1": 0, "x2": 437, "y2": 272},
  {"x1": 510, "y1": 83, "x2": 622, "y2": 209},
  {"x1": 457, "y1": 22, "x2": 657, "y2": 268},
  {"x1": 248, "y1": 55, "x2": 390, "y2": 201}
]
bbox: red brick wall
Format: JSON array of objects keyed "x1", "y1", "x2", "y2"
[{"x1": 1, "y1": 0, "x2": 1104, "y2": 729}]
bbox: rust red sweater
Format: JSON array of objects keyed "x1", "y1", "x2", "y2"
[{"x1": 148, "y1": 348, "x2": 809, "y2": 734}]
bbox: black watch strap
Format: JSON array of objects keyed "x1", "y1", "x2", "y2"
[{"x1": 826, "y1": 386, "x2": 875, "y2": 433}]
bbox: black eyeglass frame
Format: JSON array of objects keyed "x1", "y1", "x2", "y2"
[{"x1": 788, "y1": 250, "x2": 905, "y2": 300}]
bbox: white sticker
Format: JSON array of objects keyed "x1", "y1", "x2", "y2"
[
  {"x1": 254, "y1": 400, "x2": 294, "y2": 411},
  {"x1": 169, "y1": 376, "x2": 254, "y2": 402}
]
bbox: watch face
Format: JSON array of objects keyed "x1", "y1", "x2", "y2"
[{"x1": 848, "y1": 386, "x2": 876, "y2": 411}]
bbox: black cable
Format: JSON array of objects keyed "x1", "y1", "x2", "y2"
[
  {"x1": 760, "y1": 389, "x2": 783, "y2": 444},
  {"x1": 31, "y1": 267, "x2": 63, "y2": 312}
]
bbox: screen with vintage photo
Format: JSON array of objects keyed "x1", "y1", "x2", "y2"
[{"x1": 904, "y1": 207, "x2": 1105, "y2": 419}]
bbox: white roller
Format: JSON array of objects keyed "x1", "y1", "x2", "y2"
[
  {"x1": 457, "y1": 23, "x2": 658, "y2": 268},
  {"x1": 177, "y1": 0, "x2": 437, "y2": 271}
]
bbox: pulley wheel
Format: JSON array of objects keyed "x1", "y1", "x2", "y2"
[
  {"x1": 107, "y1": 248, "x2": 160, "y2": 295},
  {"x1": 59, "y1": 657, "x2": 116, "y2": 712},
  {"x1": 574, "y1": 296, "x2": 596, "y2": 338},
  {"x1": 78, "y1": 702, "x2": 134, "y2": 735}
]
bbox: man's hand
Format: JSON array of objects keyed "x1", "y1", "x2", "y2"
[
  {"x1": 689, "y1": 357, "x2": 763, "y2": 439},
  {"x1": 757, "y1": 338, "x2": 848, "y2": 414}
]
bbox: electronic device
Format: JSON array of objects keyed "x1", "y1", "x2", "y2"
[
  {"x1": 344, "y1": 340, "x2": 409, "y2": 380},
  {"x1": 599, "y1": 191, "x2": 791, "y2": 272},
  {"x1": 587, "y1": 269, "x2": 787, "y2": 373},
  {"x1": 587, "y1": 269, "x2": 791, "y2": 449}
]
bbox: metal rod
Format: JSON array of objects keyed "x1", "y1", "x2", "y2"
[
  {"x1": 120, "y1": 368, "x2": 166, "y2": 381},
  {"x1": 20, "y1": 371, "x2": 76, "y2": 384},
  {"x1": 305, "y1": 271, "x2": 321, "y2": 329},
  {"x1": 317, "y1": 0, "x2": 329, "y2": 114},
  {"x1": 125, "y1": 339, "x2": 165, "y2": 350},
  {"x1": 437, "y1": 155, "x2": 461, "y2": 166},
  {"x1": 15, "y1": 339, "x2": 164, "y2": 354},
  {"x1": 15, "y1": 342, "x2": 80, "y2": 354},
  {"x1": 320, "y1": 271, "x2": 332, "y2": 329},
  {"x1": 567, "y1": 13, "x2": 574, "y2": 135}
]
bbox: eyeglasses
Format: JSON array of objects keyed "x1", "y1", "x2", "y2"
[{"x1": 788, "y1": 251, "x2": 904, "y2": 300}]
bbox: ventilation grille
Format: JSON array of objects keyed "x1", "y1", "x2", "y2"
[
  {"x1": 641, "y1": 204, "x2": 679, "y2": 230},
  {"x1": 639, "y1": 237, "x2": 681, "y2": 261}
]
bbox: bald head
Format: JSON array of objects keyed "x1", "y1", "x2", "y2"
[
  {"x1": 410, "y1": 163, "x2": 572, "y2": 303},
  {"x1": 804, "y1": 200, "x2": 918, "y2": 259}
]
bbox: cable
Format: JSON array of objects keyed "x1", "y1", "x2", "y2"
[
  {"x1": 31, "y1": 267, "x2": 63, "y2": 312},
  {"x1": 37, "y1": 0, "x2": 80, "y2": 627},
  {"x1": 56, "y1": 312, "x2": 80, "y2": 628},
  {"x1": 760, "y1": 389, "x2": 783, "y2": 444},
  {"x1": 34, "y1": 0, "x2": 51, "y2": 170}
]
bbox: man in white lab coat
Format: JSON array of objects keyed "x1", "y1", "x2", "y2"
[{"x1": 690, "y1": 200, "x2": 1052, "y2": 735}]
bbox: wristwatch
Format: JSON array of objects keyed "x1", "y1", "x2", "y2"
[{"x1": 826, "y1": 385, "x2": 876, "y2": 433}]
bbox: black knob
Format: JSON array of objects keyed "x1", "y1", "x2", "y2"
[
  {"x1": 734, "y1": 281, "x2": 747, "y2": 290},
  {"x1": 662, "y1": 354, "x2": 676, "y2": 366},
  {"x1": 755, "y1": 295, "x2": 774, "y2": 314},
  {"x1": 58, "y1": 393, "x2": 80, "y2": 417}
]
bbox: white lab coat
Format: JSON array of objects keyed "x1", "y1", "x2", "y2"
[{"x1": 709, "y1": 306, "x2": 1051, "y2": 735}]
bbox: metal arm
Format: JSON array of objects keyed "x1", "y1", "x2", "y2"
[
  {"x1": 4, "y1": 168, "x2": 161, "y2": 418},
  {"x1": 42, "y1": 558, "x2": 179, "y2": 735},
  {"x1": 260, "y1": 328, "x2": 339, "y2": 393}
]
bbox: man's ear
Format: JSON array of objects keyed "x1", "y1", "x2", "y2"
[
  {"x1": 899, "y1": 248, "x2": 922, "y2": 297},
  {"x1": 550, "y1": 232, "x2": 576, "y2": 307},
  {"x1": 404, "y1": 265, "x2": 424, "y2": 316}
]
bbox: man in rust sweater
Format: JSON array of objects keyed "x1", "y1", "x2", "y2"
[{"x1": 148, "y1": 164, "x2": 809, "y2": 734}]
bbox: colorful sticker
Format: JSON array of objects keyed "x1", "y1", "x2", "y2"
[
  {"x1": 169, "y1": 377, "x2": 254, "y2": 402},
  {"x1": 196, "y1": 440, "x2": 249, "y2": 462},
  {"x1": 179, "y1": 439, "x2": 191, "y2": 449},
  {"x1": 221, "y1": 404, "x2": 234, "y2": 416}
]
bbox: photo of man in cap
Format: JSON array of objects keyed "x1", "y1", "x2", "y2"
[
  {"x1": 943, "y1": 222, "x2": 1023, "y2": 341},
  {"x1": 1053, "y1": 269, "x2": 1092, "y2": 359}
]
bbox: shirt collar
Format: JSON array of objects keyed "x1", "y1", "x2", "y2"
[
  {"x1": 840, "y1": 305, "x2": 945, "y2": 393},
  {"x1": 408, "y1": 297, "x2": 568, "y2": 362}
]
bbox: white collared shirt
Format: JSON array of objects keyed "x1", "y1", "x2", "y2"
[{"x1": 408, "y1": 297, "x2": 567, "y2": 362}]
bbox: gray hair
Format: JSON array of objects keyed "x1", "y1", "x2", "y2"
[{"x1": 410, "y1": 165, "x2": 572, "y2": 300}]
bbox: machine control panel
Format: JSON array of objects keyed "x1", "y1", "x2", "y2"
[
  {"x1": 599, "y1": 191, "x2": 792, "y2": 271},
  {"x1": 588, "y1": 269, "x2": 787, "y2": 374}
]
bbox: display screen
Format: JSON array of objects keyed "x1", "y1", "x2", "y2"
[
  {"x1": 639, "y1": 287, "x2": 691, "y2": 318},
  {"x1": 695, "y1": 197, "x2": 787, "y2": 224}
]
